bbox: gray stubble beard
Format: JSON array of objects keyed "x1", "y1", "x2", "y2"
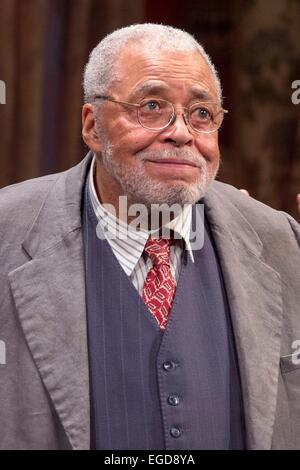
[{"x1": 97, "y1": 133, "x2": 219, "y2": 208}]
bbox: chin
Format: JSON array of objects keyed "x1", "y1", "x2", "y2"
[{"x1": 129, "y1": 182, "x2": 207, "y2": 207}]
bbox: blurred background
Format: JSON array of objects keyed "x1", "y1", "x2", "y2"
[{"x1": 0, "y1": 0, "x2": 299, "y2": 219}]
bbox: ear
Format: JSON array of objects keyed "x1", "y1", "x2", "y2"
[{"x1": 82, "y1": 103, "x2": 102, "y2": 153}]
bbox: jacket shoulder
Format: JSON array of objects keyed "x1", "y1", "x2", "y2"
[
  {"x1": 0, "y1": 172, "x2": 62, "y2": 242},
  {"x1": 210, "y1": 180, "x2": 293, "y2": 221},
  {"x1": 209, "y1": 180, "x2": 300, "y2": 247}
]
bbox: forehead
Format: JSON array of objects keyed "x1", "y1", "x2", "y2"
[{"x1": 112, "y1": 44, "x2": 218, "y2": 102}]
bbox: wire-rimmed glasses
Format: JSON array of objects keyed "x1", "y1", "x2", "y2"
[{"x1": 93, "y1": 95, "x2": 228, "y2": 134}]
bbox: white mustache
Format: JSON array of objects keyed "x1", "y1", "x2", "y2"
[{"x1": 136, "y1": 148, "x2": 206, "y2": 169}]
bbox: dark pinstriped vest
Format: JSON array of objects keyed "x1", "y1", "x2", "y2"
[{"x1": 82, "y1": 176, "x2": 245, "y2": 450}]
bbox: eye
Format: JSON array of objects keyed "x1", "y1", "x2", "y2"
[
  {"x1": 140, "y1": 99, "x2": 161, "y2": 112},
  {"x1": 147, "y1": 101, "x2": 159, "y2": 110},
  {"x1": 193, "y1": 106, "x2": 212, "y2": 121}
]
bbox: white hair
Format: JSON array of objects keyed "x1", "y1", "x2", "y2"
[{"x1": 83, "y1": 23, "x2": 222, "y2": 104}]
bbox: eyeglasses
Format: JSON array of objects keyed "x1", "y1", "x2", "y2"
[{"x1": 93, "y1": 95, "x2": 228, "y2": 134}]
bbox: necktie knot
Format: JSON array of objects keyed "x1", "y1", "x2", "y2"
[{"x1": 144, "y1": 237, "x2": 174, "y2": 267}]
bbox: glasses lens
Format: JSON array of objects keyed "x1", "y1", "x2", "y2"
[
  {"x1": 138, "y1": 99, "x2": 173, "y2": 129},
  {"x1": 189, "y1": 102, "x2": 223, "y2": 133}
]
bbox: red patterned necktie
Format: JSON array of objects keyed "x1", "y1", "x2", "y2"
[{"x1": 142, "y1": 237, "x2": 176, "y2": 330}]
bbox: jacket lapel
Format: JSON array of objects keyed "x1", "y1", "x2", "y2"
[
  {"x1": 204, "y1": 186, "x2": 283, "y2": 449},
  {"x1": 8, "y1": 152, "x2": 94, "y2": 450}
]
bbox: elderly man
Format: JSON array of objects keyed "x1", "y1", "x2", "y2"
[{"x1": 0, "y1": 24, "x2": 299, "y2": 451}]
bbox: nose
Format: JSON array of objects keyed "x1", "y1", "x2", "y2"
[{"x1": 159, "y1": 110, "x2": 194, "y2": 147}]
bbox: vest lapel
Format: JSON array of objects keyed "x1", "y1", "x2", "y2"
[{"x1": 203, "y1": 188, "x2": 283, "y2": 450}]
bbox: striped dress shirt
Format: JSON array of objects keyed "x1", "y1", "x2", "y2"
[{"x1": 88, "y1": 155, "x2": 194, "y2": 295}]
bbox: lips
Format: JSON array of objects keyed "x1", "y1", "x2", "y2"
[{"x1": 146, "y1": 159, "x2": 198, "y2": 168}]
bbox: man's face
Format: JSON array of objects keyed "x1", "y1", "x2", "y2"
[{"x1": 83, "y1": 44, "x2": 221, "y2": 207}]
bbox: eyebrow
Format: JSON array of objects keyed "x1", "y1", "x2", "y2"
[
  {"x1": 128, "y1": 81, "x2": 215, "y2": 102},
  {"x1": 128, "y1": 82, "x2": 169, "y2": 101},
  {"x1": 189, "y1": 86, "x2": 215, "y2": 102}
]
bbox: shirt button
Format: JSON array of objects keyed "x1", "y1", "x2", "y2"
[
  {"x1": 170, "y1": 426, "x2": 182, "y2": 438},
  {"x1": 168, "y1": 394, "x2": 180, "y2": 406},
  {"x1": 163, "y1": 361, "x2": 176, "y2": 371}
]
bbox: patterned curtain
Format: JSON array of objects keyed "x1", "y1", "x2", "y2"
[
  {"x1": 231, "y1": 0, "x2": 300, "y2": 219},
  {"x1": 0, "y1": 0, "x2": 145, "y2": 186}
]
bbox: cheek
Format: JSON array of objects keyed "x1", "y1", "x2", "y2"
[
  {"x1": 105, "y1": 111, "x2": 156, "y2": 151},
  {"x1": 195, "y1": 134, "x2": 220, "y2": 164},
  {"x1": 110, "y1": 127, "x2": 158, "y2": 156}
]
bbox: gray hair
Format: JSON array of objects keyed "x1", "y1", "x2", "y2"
[{"x1": 83, "y1": 23, "x2": 222, "y2": 105}]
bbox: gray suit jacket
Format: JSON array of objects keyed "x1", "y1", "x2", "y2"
[{"x1": 0, "y1": 151, "x2": 300, "y2": 450}]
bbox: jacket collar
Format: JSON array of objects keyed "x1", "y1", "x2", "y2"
[{"x1": 22, "y1": 151, "x2": 94, "y2": 259}]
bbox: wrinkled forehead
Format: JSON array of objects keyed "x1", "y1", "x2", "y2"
[{"x1": 111, "y1": 42, "x2": 219, "y2": 102}]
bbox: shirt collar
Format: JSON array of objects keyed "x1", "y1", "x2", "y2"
[{"x1": 88, "y1": 155, "x2": 195, "y2": 275}]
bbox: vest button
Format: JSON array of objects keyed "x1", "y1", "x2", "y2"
[
  {"x1": 168, "y1": 394, "x2": 180, "y2": 406},
  {"x1": 170, "y1": 426, "x2": 182, "y2": 438},
  {"x1": 163, "y1": 361, "x2": 176, "y2": 371}
]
